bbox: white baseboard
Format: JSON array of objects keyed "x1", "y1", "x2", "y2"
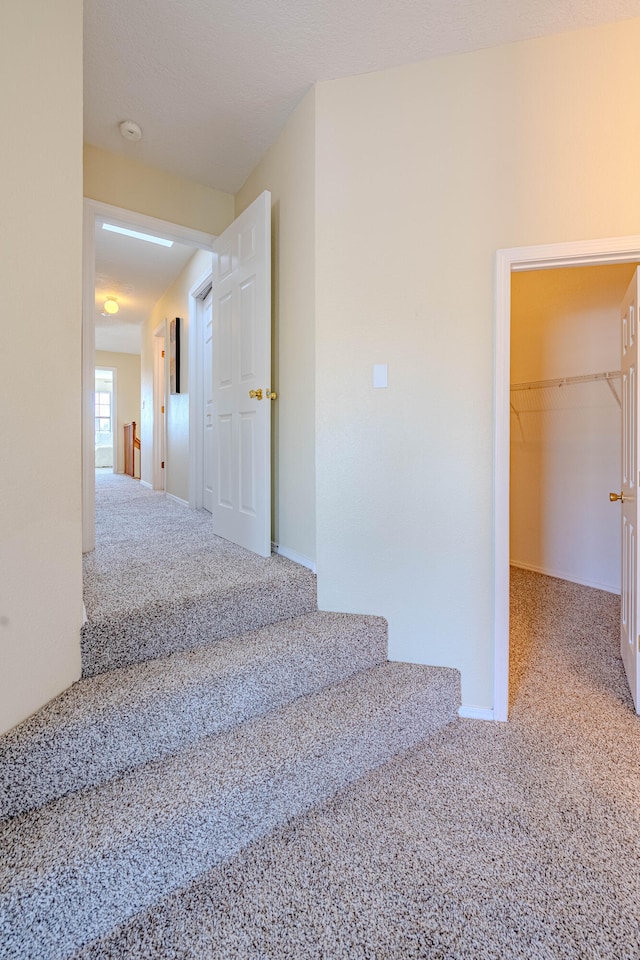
[
  {"x1": 458, "y1": 705, "x2": 496, "y2": 721},
  {"x1": 167, "y1": 493, "x2": 189, "y2": 508},
  {"x1": 139, "y1": 480, "x2": 153, "y2": 490},
  {"x1": 271, "y1": 542, "x2": 316, "y2": 574},
  {"x1": 510, "y1": 560, "x2": 620, "y2": 596}
]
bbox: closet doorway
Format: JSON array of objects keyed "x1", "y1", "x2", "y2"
[
  {"x1": 509, "y1": 264, "x2": 634, "y2": 596},
  {"x1": 494, "y1": 236, "x2": 640, "y2": 721}
]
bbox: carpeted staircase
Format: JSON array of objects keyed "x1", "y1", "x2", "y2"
[{"x1": 0, "y1": 475, "x2": 460, "y2": 959}]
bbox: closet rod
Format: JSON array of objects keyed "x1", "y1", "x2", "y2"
[{"x1": 510, "y1": 370, "x2": 621, "y2": 392}]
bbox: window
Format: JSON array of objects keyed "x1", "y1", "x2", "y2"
[{"x1": 95, "y1": 392, "x2": 111, "y2": 434}]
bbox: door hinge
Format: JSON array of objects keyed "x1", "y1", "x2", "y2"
[
  {"x1": 161, "y1": 405, "x2": 165, "y2": 414},
  {"x1": 162, "y1": 350, "x2": 165, "y2": 358},
  {"x1": 161, "y1": 460, "x2": 165, "y2": 469}
]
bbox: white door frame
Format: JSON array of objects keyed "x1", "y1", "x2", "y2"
[
  {"x1": 494, "y1": 234, "x2": 640, "y2": 721},
  {"x1": 188, "y1": 271, "x2": 213, "y2": 510},
  {"x1": 153, "y1": 324, "x2": 167, "y2": 492},
  {"x1": 82, "y1": 199, "x2": 214, "y2": 552}
]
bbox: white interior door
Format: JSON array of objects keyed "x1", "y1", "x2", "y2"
[
  {"x1": 203, "y1": 291, "x2": 214, "y2": 513},
  {"x1": 211, "y1": 191, "x2": 271, "y2": 557},
  {"x1": 619, "y1": 269, "x2": 640, "y2": 713}
]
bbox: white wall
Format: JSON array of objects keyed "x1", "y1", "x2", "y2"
[
  {"x1": 0, "y1": 0, "x2": 83, "y2": 733},
  {"x1": 95, "y1": 351, "x2": 142, "y2": 473},
  {"x1": 236, "y1": 90, "x2": 317, "y2": 565},
  {"x1": 511, "y1": 264, "x2": 636, "y2": 593},
  {"x1": 313, "y1": 18, "x2": 640, "y2": 713}
]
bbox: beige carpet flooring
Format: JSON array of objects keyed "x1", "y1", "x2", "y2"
[
  {"x1": 1, "y1": 473, "x2": 459, "y2": 959},
  {"x1": 73, "y1": 567, "x2": 640, "y2": 960},
  {"x1": 81, "y1": 472, "x2": 317, "y2": 675}
]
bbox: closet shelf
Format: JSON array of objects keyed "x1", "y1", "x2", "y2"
[
  {"x1": 510, "y1": 370, "x2": 621, "y2": 392},
  {"x1": 510, "y1": 370, "x2": 621, "y2": 412}
]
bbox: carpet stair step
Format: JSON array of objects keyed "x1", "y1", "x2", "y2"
[
  {"x1": 80, "y1": 556, "x2": 317, "y2": 677},
  {"x1": 0, "y1": 661, "x2": 460, "y2": 960},
  {"x1": 0, "y1": 612, "x2": 387, "y2": 821}
]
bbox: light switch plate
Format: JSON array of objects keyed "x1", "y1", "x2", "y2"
[{"x1": 373, "y1": 364, "x2": 388, "y2": 388}]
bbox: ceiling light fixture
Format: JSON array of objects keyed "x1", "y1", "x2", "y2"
[
  {"x1": 103, "y1": 297, "x2": 119, "y2": 315},
  {"x1": 102, "y1": 223, "x2": 174, "y2": 247}
]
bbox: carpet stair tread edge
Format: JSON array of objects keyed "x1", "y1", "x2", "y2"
[
  {"x1": 80, "y1": 568, "x2": 318, "y2": 677},
  {"x1": 0, "y1": 611, "x2": 387, "y2": 821},
  {"x1": 0, "y1": 661, "x2": 460, "y2": 960},
  {"x1": 81, "y1": 583, "x2": 317, "y2": 677}
]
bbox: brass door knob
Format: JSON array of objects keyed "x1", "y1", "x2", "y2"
[
  {"x1": 249, "y1": 388, "x2": 263, "y2": 400},
  {"x1": 266, "y1": 390, "x2": 277, "y2": 400},
  {"x1": 610, "y1": 492, "x2": 625, "y2": 502}
]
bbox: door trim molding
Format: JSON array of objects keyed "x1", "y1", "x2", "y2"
[
  {"x1": 494, "y1": 234, "x2": 640, "y2": 722},
  {"x1": 188, "y1": 271, "x2": 213, "y2": 510},
  {"x1": 85, "y1": 200, "x2": 214, "y2": 249},
  {"x1": 153, "y1": 324, "x2": 166, "y2": 492},
  {"x1": 82, "y1": 199, "x2": 214, "y2": 551},
  {"x1": 82, "y1": 209, "x2": 96, "y2": 551}
]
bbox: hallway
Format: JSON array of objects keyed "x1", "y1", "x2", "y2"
[{"x1": 82, "y1": 472, "x2": 317, "y2": 675}]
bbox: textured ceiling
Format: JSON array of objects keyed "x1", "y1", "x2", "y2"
[
  {"x1": 87, "y1": 0, "x2": 640, "y2": 353},
  {"x1": 84, "y1": 0, "x2": 640, "y2": 195}
]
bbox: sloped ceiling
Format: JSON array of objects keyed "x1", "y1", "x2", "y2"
[
  {"x1": 86, "y1": 1, "x2": 640, "y2": 353},
  {"x1": 84, "y1": 0, "x2": 640, "y2": 195}
]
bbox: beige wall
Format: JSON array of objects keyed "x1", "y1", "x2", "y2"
[
  {"x1": 141, "y1": 249, "x2": 212, "y2": 501},
  {"x1": 95, "y1": 351, "x2": 142, "y2": 474},
  {"x1": 511, "y1": 264, "x2": 636, "y2": 593},
  {"x1": 314, "y1": 18, "x2": 640, "y2": 712},
  {"x1": 236, "y1": 90, "x2": 316, "y2": 563},
  {"x1": 0, "y1": 0, "x2": 83, "y2": 733},
  {"x1": 84, "y1": 144, "x2": 234, "y2": 235}
]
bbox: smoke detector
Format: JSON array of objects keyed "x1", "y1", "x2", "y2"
[{"x1": 120, "y1": 120, "x2": 142, "y2": 141}]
